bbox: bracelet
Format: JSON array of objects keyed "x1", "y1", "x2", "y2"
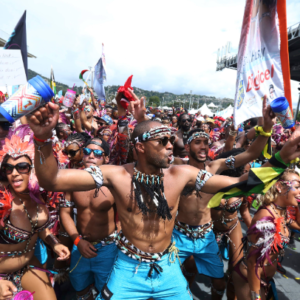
[
  {"x1": 118, "y1": 115, "x2": 127, "y2": 120},
  {"x1": 45, "y1": 234, "x2": 61, "y2": 249},
  {"x1": 269, "y1": 152, "x2": 289, "y2": 168},
  {"x1": 229, "y1": 130, "x2": 237, "y2": 136},
  {"x1": 254, "y1": 126, "x2": 272, "y2": 137},
  {"x1": 74, "y1": 235, "x2": 82, "y2": 246},
  {"x1": 250, "y1": 291, "x2": 261, "y2": 300},
  {"x1": 225, "y1": 155, "x2": 236, "y2": 169},
  {"x1": 33, "y1": 135, "x2": 53, "y2": 143},
  {"x1": 33, "y1": 139, "x2": 52, "y2": 165}
]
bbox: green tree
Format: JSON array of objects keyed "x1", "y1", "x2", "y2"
[{"x1": 149, "y1": 96, "x2": 161, "y2": 107}]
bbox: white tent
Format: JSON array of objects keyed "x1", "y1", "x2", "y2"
[
  {"x1": 188, "y1": 108, "x2": 198, "y2": 115},
  {"x1": 198, "y1": 103, "x2": 213, "y2": 116},
  {"x1": 208, "y1": 102, "x2": 217, "y2": 108},
  {"x1": 215, "y1": 105, "x2": 233, "y2": 119}
]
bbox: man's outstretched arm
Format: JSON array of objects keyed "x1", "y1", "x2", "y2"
[
  {"x1": 185, "y1": 125, "x2": 300, "y2": 195},
  {"x1": 28, "y1": 102, "x2": 120, "y2": 192}
]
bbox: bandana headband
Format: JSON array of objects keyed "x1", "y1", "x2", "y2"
[
  {"x1": 134, "y1": 126, "x2": 171, "y2": 144},
  {"x1": 187, "y1": 132, "x2": 209, "y2": 144}
]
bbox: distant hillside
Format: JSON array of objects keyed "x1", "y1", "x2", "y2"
[{"x1": 28, "y1": 69, "x2": 233, "y2": 109}]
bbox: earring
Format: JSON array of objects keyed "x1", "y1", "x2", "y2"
[{"x1": 278, "y1": 190, "x2": 281, "y2": 194}]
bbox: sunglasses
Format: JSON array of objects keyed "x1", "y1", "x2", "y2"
[
  {"x1": 63, "y1": 149, "x2": 80, "y2": 157},
  {"x1": 4, "y1": 162, "x2": 32, "y2": 175},
  {"x1": 182, "y1": 119, "x2": 191, "y2": 123},
  {"x1": 149, "y1": 136, "x2": 176, "y2": 146},
  {"x1": 102, "y1": 133, "x2": 111, "y2": 136},
  {"x1": 84, "y1": 107, "x2": 91, "y2": 112},
  {"x1": 83, "y1": 148, "x2": 105, "y2": 158}
]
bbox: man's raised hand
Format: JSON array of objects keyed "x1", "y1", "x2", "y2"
[
  {"x1": 27, "y1": 102, "x2": 59, "y2": 139},
  {"x1": 127, "y1": 88, "x2": 147, "y2": 123}
]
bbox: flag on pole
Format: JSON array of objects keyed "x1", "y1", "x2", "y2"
[
  {"x1": 4, "y1": 11, "x2": 28, "y2": 79},
  {"x1": 79, "y1": 70, "x2": 90, "y2": 87},
  {"x1": 93, "y1": 43, "x2": 106, "y2": 101},
  {"x1": 233, "y1": 0, "x2": 292, "y2": 127},
  {"x1": 50, "y1": 66, "x2": 57, "y2": 95}
]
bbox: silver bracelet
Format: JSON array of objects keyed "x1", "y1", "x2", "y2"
[
  {"x1": 229, "y1": 130, "x2": 237, "y2": 136},
  {"x1": 84, "y1": 166, "x2": 104, "y2": 189},
  {"x1": 195, "y1": 170, "x2": 213, "y2": 192},
  {"x1": 225, "y1": 155, "x2": 236, "y2": 170}
]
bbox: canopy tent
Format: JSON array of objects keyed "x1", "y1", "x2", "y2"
[
  {"x1": 188, "y1": 108, "x2": 198, "y2": 115},
  {"x1": 198, "y1": 103, "x2": 213, "y2": 116},
  {"x1": 208, "y1": 102, "x2": 217, "y2": 108},
  {"x1": 215, "y1": 105, "x2": 233, "y2": 119}
]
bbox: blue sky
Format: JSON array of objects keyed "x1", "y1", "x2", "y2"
[{"x1": 1, "y1": 0, "x2": 300, "y2": 105}]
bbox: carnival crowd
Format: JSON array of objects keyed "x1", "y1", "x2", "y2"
[{"x1": 0, "y1": 82, "x2": 300, "y2": 300}]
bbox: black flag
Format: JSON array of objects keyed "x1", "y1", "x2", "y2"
[{"x1": 4, "y1": 11, "x2": 28, "y2": 78}]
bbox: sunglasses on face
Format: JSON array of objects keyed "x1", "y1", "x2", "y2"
[
  {"x1": 63, "y1": 148, "x2": 80, "y2": 157},
  {"x1": 4, "y1": 162, "x2": 31, "y2": 175},
  {"x1": 84, "y1": 107, "x2": 91, "y2": 112},
  {"x1": 83, "y1": 148, "x2": 105, "y2": 158},
  {"x1": 182, "y1": 119, "x2": 191, "y2": 124},
  {"x1": 102, "y1": 133, "x2": 110, "y2": 136},
  {"x1": 149, "y1": 136, "x2": 176, "y2": 146}
]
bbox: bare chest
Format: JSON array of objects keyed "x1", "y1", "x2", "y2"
[{"x1": 73, "y1": 188, "x2": 114, "y2": 212}]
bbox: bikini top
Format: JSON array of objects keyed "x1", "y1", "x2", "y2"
[
  {"x1": 244, "y1": 206, "x2": 290, "y2": 273},
  {"x1": 213, "y1": 198, "x2": 243, "y2": 213},
  {"x1": 0, "y1": 199, "x2": 52, "y2": 245}
]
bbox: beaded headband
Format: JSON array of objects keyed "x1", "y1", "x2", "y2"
[
  {"x1": 187, "y1": 132, "x2": 209, "y2": 144},
  {"x1": 64, "y1": 140, "x2": 85, "y2": 148},
  {"x1": 134, "y1": 126, "x2": 171, "y2": 144}
]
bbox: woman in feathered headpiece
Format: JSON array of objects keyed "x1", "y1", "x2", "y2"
[
  {"x1": 232, "y1": 169, "x2": 300, "y2": 300},
  {"x1": 0, "y1": 125, "x2": 70, "y2": 299}
]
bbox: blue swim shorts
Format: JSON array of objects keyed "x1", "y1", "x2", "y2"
[
  {"x1": 69, "y1": 241, "x2": 117, "y2": 293},
  {"x1": 173, "y1": 227, "x2": 224, "y2": 278},
  {"x1": 96, "y1": 249, "x2": 193, "y2": 300}
]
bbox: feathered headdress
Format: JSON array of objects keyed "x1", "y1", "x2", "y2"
[
  {"x1": 0, "y1": 187, "x2": 13, "y2": 227},
  {"x1": 0, "y1": 135, "x2": 34, "y2": 163},
  {"x1": 0, "y1": 125, "x2": 34, "y2": 163}
]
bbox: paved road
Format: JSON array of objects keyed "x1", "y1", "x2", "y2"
[{"x1": 191, "y1": 208, "x2": 300, "y2": 299}]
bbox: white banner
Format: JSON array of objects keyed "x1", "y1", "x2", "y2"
[
  {"x1": 234, "y1": 0, "x2": 291, "y2": 127},
  {"x1": 0, "y1": 50, "x2": 27, "y2": 86}
]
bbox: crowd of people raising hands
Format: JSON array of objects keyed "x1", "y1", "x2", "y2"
[{"x1": 0, "y1": 81, "x2": 300, "y2": 300}]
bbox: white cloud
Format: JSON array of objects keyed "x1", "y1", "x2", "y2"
[{"x1": 0, "y1": 0, "x2": 299, "y2": 105}]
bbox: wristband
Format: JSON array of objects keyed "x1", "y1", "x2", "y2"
[
  {"x1": 74, "y1": 235, "x2": 82, "y2": 246},
  {"x1": 269, "y1": 152, "x2": 289, "y2": 168},
  {"x1": 250, "y1": 291, "x2": 261, "y2": 300},
  {"x1": 33, "y1": 136, "x2": 53, "y2": 143},
  {"x1": 118, "y1": 115, "x2": 127, "y2": 120},
  {"x1": 254, "y1": 126, "x2": 272, "y2": 137}
]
